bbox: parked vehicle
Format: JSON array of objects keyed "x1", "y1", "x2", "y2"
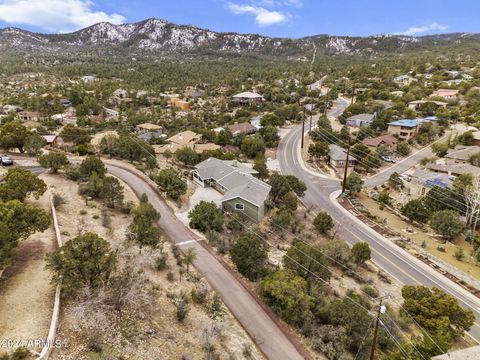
[
  {"x1": 0, "y1": 155, "x2": 13, "y2": 166},
  {"x1": 381, "y1": 156, "x2": 396, "y2": 163}
]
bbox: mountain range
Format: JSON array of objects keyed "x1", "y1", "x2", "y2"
[{"x1": 1, "y1": 18, "x2": 479, "y2": 58}]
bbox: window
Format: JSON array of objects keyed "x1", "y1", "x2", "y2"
[{"x1": 235, "y1": 203, "x2": 245, "y2": 210}]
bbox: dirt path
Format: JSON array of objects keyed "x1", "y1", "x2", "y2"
[{"x1": 0, "y1": 191, "x2": 55, "y2": 354}]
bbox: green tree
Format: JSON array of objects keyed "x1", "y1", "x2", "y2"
[
  {"x1": 127, "y1": 194, "x2": 161, "y2": 248},
  {"x1": 350, "y1": 143, "x2": 370, "y2": 160},
  {"x1": 388, "y1": 172, "x2": 403, "y2": 189},
  {"x1": 59, "y1": 124, "x2": 91, "y2": 145},
  {"x1": 188, "y1": 201, "x2": 224, "y2": 233},
  {"x1": 241, "y1": 134, "x2": 266, "y2": 158},
  {"x1": 430, "y1": 210, "x2": 464, "y2": 240},
  {"x1": 271, "y1": 206, "x2": 294, "y2": 228},
  {"x1": 45, "y1": 232, "x2": 116, "y2": 294},
  {"x1": 401, "y1": 285, "x2": 475, "y2": 339},
  {"x1": 261, "y1": 113, "x2": 284, "y2": 127},
  {"x1": 230, "y1": 233, "x2": 267, "y2": 281},
  {"x1": 351, "y1": 242, "x2": 371, "y2": 265},
  {"x1": 432, "y1": 142, "x2": 449, "y2": 157},
  {"x1": 0, "y1": 168, "x2": 47, "y2": 202},
  {"x1": 0, "y1": 200, "x2": 50, "y2": 270},
  {"x1": 308, "y1": 141, "x2": 329, "y2": 159},
  {"x1": 24, "y1": 134, "x2": 47, "y2": 156},
  {"x1": 99, "y1": 176, "x2": 124, "y2": 208},
  {"x1": 260, "y1": 270, "x2": 313, "y2": 328},
  {"x1": 284, "y1": 242, "x2": 330, "y2": 283},
  {"x1": 322, "y1": 239, "x2": 351, "y2": 267},
  {"x1": 79, "y1": 156, "x2": 106, "y2": 180},
  {"x1": 155, "y1": 168, "x2": 187, "y2": 201},
  {"x1": 281, "y1": 191, "x2": 298, "y2": 211},
  {"x1": 345, "y1": 172, "x2": 363, "y2": 194},
  {"x1": 259, "y1": 126, "x2": 280, "y2": 148},
  {"x1": 396, "y1": 141, "x2": 411, "y2": 156},
  {"x1": 38, "y1": 152, "x2": 69, "y2": 173},
  {"x1": 313, "y1": 212, "x2": 334, "y2": 234},
  {"x1": 174, "y1": 146, "x2": 199, "y2": 166},
  {"x1": 401, "y1": 198, "x2": 430, "y2": 223},
  {"x1": 323, "y1": 293, "x2": 375, "y2": 355},
  {"x1": 253, "y1": 154, "x2": 269, "y2": 180},
  {"x1": 269, "y1": 174, "x2": 307, "y2": 203},
  {"x1": 0, "y1": 121, "x2": 38, "y2": 153}
]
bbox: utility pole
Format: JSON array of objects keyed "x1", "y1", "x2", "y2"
[
  {"x1": 301, "y1": 113, "x2": 305, "y2": 149},
  {"x1": 370, "y1": 296, "x2": 388, "y2": 360},
  {"x1": 341, "y1": 142, "x2": 351, "y2": 194}
]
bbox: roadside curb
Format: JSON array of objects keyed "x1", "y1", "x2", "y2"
[{"x1": 36, "y1": 191, "x2": 63, "y2": 360}]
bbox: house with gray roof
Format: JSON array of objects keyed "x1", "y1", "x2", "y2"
[
  {"x1": 328, "y1": 144, "x2": 358, "y2": 174},
  {"x1": 192, "y1": 157, "x2": 271, "y2": 222},
  {"x1": 445, "y1": 145, "x2": 480, "y2": 164},
  {"x1": 346, "y1": 113, "x2": 375, "y2": 127}
]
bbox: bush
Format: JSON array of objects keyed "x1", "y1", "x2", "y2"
[
  {"x1": 188, "y1": 201, "x2": 224, "y2": 233},
  {"x1": 52, "y1": 193, "x2": 65, "y2": 208},
  {"x1": 191, "y1": 283, "x2": 209, "y2": 304},
  {"x1": 156, "y1": 252, "x2": 169, "y2": 270},
  {"x1": 313, "y1": 212, "x2": 334, "y2": 234},
  {"x1": 454, "y1": 247, "x2": 465, "y2": 261}
]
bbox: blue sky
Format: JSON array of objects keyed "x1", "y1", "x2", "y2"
[{"x1": 0, "y1": 0, "x2": 478, "y2": 37}]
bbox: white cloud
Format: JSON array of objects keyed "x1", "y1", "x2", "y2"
[
  {"x1": 0, "y1": 0, "x2": 125, "y2": 33},
  {"x1": 394, "y1": 23, "x2": 448, "y2": 36},
  {"x1": 228, "y1": 2, "x2": 289, "y2": 26}
]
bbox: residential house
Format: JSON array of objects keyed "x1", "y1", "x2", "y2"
[
  {"x1": 362, "y1": 134, "x2": 398, "y2": 149},
  {"x1": 393, "y1": 75, "x2": 416, "y2": 87},
  {"x1": 445, "y1": 145, "x2": 480, "y2": 165},
  {"x1": 231, "y1": 91, "x2": 265, "y2": 105},
  {"x1": 18, "y1": 111, "x2": 44, "y2": 122},
  {"x1": 185, "y1": 87, "x2": 204, "y2": 99},
  {"x1": 431, "y1": 89, "x2": 459, "y2": 100},
  {"x1": 113, "y1": 89, "x2": 128, "y2": 99},
  {"x1": 328, "y1": 144, "x2": 357, "y2": 175},
  {"x1": 227, "y1": 122, "x2": 257, "y2": 136},
  {"x1": 387, "y1": 119, "x2": 419, "y2": 141},
  {"x1": 41, "y1": 134, "x2": 63, "y2": 147},
  {"x1": 425, "y1": 163, "x2": 480, "y2": 177},
  {"x1": 409, "y1": 169, "x2": 453, "y2": 197},
  {"x1": 168, "y1": 98, "x2": 190, "y2": 111},
  {"x1": 192, "y1": 143, "x2": 221, "y2": 153},
  {"x1": 407, "y1": 100, "x2": 447, "y2": 111},
  {"x1": 154, "y1": 130, "x2": 203, "y2": 154},
  {"x1": 136, "y1": 123, "x2": 163, "y2": 133},
  {"x1": 345, "y1": 113, "x2": 375, "y2": 127},
  {"x1": 192, "y1": 157, "x2": 271, "y2": 222},
  {"x1": 390, "y1": 91, "x2": 404, "y2": 97}
]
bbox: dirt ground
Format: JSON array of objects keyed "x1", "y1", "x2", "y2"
[
  {"x1": 44, "y1": 173, "x2": 263, "y2": 360},
  {"x1": 359, "y1": 194, "x2": 480, "y2": 280},
  {"x1": 0, "y1": 189, "x2": 56, "y2": 356}
]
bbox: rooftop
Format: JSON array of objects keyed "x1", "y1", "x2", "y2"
[
  {"x1": 194, "y1": 157, "x2": 270, "y2": 207},
  {"x1": 388, "y1": 119, "x2": 418, "y2": 128},
  {"x1": 232, "y1": 91, "x2": 264, "y2": 99},
  {"x1": 329, "y1": 144, "x2": 358, "y2": 162}
]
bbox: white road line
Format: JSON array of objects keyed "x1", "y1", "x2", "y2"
[{"x1": 176, "y1": 239, "x2": 197, "y2": 246}]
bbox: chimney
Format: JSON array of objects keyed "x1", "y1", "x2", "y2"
[{"x1": 233, "y1": 160, "x2": 238, "y2": 167}]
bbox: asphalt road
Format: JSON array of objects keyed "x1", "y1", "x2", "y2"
[
  {"x1": 278, "y1": 102, "x2": 480, "y2": 342},
  {"x1": 106, "y1": 164, "x2": 306, "y2": 360}
]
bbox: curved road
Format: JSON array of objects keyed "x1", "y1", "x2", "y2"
[
  {"x1": 106, "y1": 164, "x2": 306, "y2": 360},
  {"x1": 278, "y1": 103, "x2": 480, "y2": 341}
]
